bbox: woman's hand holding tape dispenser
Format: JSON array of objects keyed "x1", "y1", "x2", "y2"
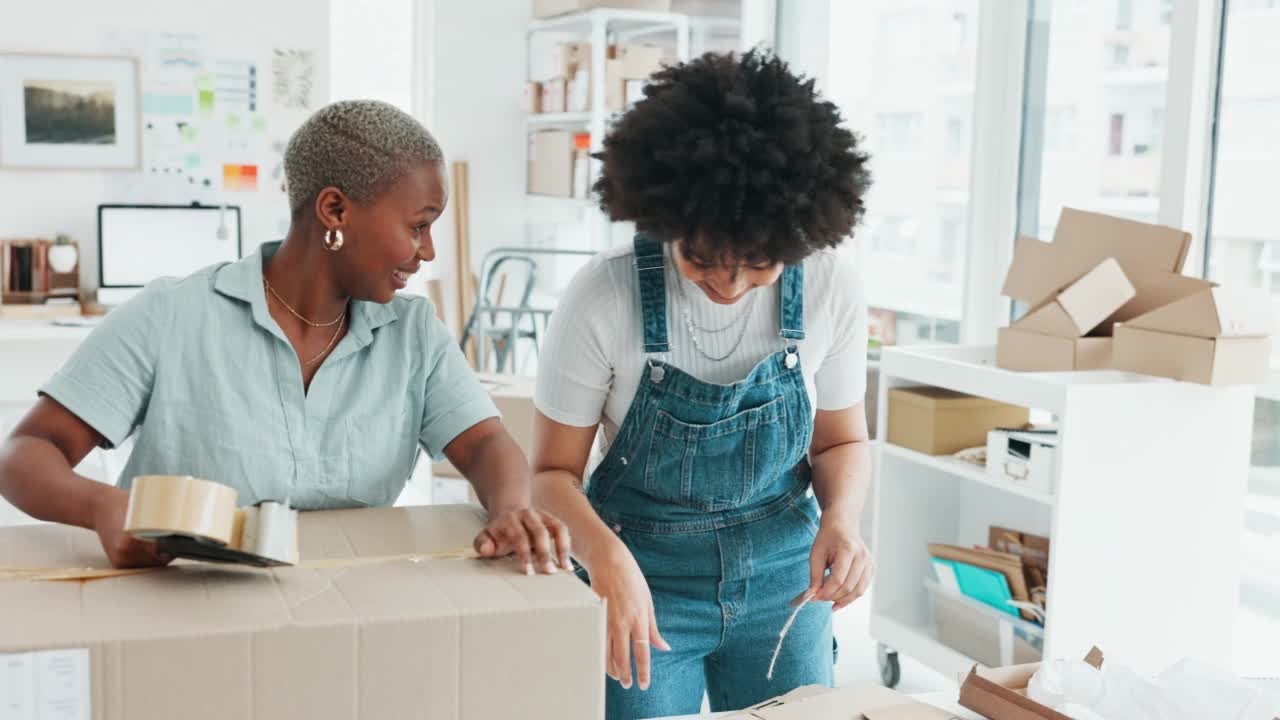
[{"x1": 0, "y1": 100, "x2": 570, "y2": 573}]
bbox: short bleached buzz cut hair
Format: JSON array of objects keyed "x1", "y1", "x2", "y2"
[{"x1": 283, "y1": 99, "x2": 444, "y2": 215}]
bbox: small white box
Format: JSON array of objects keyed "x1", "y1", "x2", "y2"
[{"x1": 986, "y1": 429, "x2": 1058, "y2": 495}]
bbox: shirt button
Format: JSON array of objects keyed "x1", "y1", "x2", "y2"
[{"x1": 620, "y1": 457, "x2": 628, "y2": 466}]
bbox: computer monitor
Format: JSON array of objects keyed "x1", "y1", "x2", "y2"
[{"x1": 97, "y1": 204, "x2": 242, "y2": 304}]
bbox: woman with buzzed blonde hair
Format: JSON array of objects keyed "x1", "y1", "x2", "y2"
[{"x1": 0, "y1": 100, "x2": 570, "y2": 574}]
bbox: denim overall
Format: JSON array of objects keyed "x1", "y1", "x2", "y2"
[{"x1": 585, "y1": 235, "x2": 833, "y2": 719}]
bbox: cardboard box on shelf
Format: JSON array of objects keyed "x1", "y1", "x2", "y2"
[
  {"x1": 887, "y1": 386, "x2": 1030, "y2": 456},
  {"x1": 958, "y1": 648, "x2": 1105, "y2": 720},
  {"x1": 554, "y1": 41, "x2": 592, "y2": 78},
  {"x1": 434, "y1": 373, "x2": 537, "y2": 479},
  {"x1": 522, "y1": 81, "x2": 543, "y2": 114},
  {"x1": 1113, "y1": 287, "x2": 1275, "y2": 385},
  {"x1": 533, "y1": 0, "x2": 671, "y2": 19},
  {"x1": 528, "y1": 130, "x2": 580, "y2": 197},
  {"x1": 996, "y1": 327, "x2": 1112, "y2": 372},
  {"x1": 0, "y1": 504, "x2": 605, "y2": 719},
  {"x1": 540, "y1": 77, "x2": 568, "y2": 114},
  {"x1": 996, "y1": 208, "x2": 1214, "y2": 373}
]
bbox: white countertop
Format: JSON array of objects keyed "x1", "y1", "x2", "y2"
[{"x1": 0, "y1": 318, "x2": 98, "y2": 341}]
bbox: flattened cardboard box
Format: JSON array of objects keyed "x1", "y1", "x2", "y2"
[{"x1": 0, "y1": 505, "x2": 605, "y2": 720}]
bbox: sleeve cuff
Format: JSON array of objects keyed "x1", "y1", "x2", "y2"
[
  {"x1": 38, "y1": 371, "x2": 133, "y2": 449},
  {"x1": 421, "y1": 396, "x2": 500, "y2": 461},
  {"x1": 532, "y1": 396, "x2": 600, "y2": 429}
]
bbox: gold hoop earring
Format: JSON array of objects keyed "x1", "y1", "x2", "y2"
[{"x1": 323, "y1": 228, "x2": 345, "y2": 251}]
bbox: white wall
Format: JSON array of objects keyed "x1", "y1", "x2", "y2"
[
  {"x1": 418, "y1": 0, "x2": 531, "y2": 335},
  {"x1": 330, "y1": 0, "x2": 415, "y2": 111},
  {"x1": 0, "y1": 0, "x2": 331, "y2": 291}
]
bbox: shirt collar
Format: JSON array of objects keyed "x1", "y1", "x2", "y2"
[{"x1": 213, "y1": 241, "x2": 399, "y2": 346}]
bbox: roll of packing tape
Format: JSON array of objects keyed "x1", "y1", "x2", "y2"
[
  {"x1": 124, "y1": 475, "x2": 239, "y2": 546},
  {"x1": 237, "y1": 502, "x2": 299, "y2": 565}
]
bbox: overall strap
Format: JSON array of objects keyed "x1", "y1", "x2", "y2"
[
  {"x1": 634, "y1": 234, "x2": 670, "y2": 353},
  {"x1": 778, "y1": 263, "x2": 805, "y2": 341}
]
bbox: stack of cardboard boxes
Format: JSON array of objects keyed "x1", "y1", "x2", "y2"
[
  {"x1": 527, "y1": 41, "x2": 669, "y2": 198},
  {"x1": 997, "y1": 208, "x2": 1274, "y2": 385}
]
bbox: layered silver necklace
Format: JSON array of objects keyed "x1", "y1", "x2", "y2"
[{"x1": 674, "y1": 273, "x2": 758, "y2": 362}]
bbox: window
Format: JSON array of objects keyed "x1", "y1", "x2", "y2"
[
  {"x1": 1018, "y1": 0, "x2": 1170, "y2": 242},
  {"x1": 875, "y1": 113, "x2": 924, "y2": 152},
  {"x1": 1044, "y1": 106, "x2": 1078, "y2": 151},
  {"x1": 827, "y1": 0, "x2": 979, "y2": 346},
  {"x1": 1206, "y1": 2, "x2": 1280, "y2": 327},
  {"x1": 1203, "y1": 0, "x2": 1280, "y2": 676},
  {"x1": 1116, "y1": 0, "x2": 1134, "y2": 29},
  {"x1": 1108, "y1": 113, "x2": 1125, "y2": 155},
  {"x1": 945, "y1": 115, "x2": 966, "y2": 155}
]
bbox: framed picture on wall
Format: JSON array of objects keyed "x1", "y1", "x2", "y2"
[{"x1": 0, "y1": 53, "x2": 140, "y2": 170}]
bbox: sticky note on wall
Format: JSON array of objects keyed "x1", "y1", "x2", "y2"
[{"x1": 223, "y1": 164, "x2": 259, "y2": 192}]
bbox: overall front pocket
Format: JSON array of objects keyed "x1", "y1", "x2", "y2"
[{"x1": 642, "y1": 395, "x2": 788, "y2": 512}]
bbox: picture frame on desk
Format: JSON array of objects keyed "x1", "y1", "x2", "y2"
[{"x1": 0, "y1": 53, "x2": 140, "y2": 170}]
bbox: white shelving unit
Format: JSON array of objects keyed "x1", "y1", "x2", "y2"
[
  {"x1": 870, "y1": 344, "x2": 1256, "y2": 685},
  {"x1": 524, "y1": 8, "x2": 699, "y2": 248}
]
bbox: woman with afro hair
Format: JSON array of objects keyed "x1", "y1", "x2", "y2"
[{"x1": 531, "y1": 50, "x2": 875, "y2": 718}]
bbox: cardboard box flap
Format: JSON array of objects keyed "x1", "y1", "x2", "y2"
[
  {"x1": 1127, "y1": 287, "x2": 1275, "y2": 338},
  {"x1": 1054, "y1": 207, "x2": 1191, "y2": 274},
  {"x1": 722, "y1": 684, "x2": 914, "y2": 719},
  {"x1": 1002, "y1": 236, "x2": 1065, "y2": 306},
  {"x1": 1014, "y1": 301, "x2": 1084, "y2": 338},
  {"x1": 1102, "y1": 266, "x2": 1216, "y2": 329}
]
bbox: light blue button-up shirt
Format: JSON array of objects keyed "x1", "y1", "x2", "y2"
[{"x1": 40, "y1": 242, "x2": 497, "y2": 510}]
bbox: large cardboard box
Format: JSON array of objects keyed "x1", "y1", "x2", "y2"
[
  {"x1": 0, "y1": 504, "x2": 605, "y2": 719},
  {"x1": 434, "y1": 373, "x2": 537, "y2": 479},
  {"x1": 528, "y1": 130, "x2": 577, "y2": 197},
  {"x1": 1112, "y1": 287, "x2": 1275, "y2": 385},
  {"x1": 887, "y1": 387, "x2": 1030, "y2": 456},
  {"x1": 533, "y1": 0, "x2": 671, "y2": 19}
]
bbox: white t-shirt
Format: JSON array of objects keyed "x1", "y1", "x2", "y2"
[{"x1": 535, "y1": 243, "x2": 868, "y2": 456}]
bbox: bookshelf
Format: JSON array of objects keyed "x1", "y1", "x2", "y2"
[{"x1": 0, "y1": 239, "x2": 79, "y2": 305}]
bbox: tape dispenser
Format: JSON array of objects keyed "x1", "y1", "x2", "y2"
[{"x1": 123, "y1": 475, "x2": 298, "y2": 567}]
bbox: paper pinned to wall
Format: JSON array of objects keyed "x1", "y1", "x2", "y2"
[{"x1": 271, "y1": 48, "x2": 317, "y2": 111}]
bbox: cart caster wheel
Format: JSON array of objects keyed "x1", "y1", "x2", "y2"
[{"x1": 877, "y1": 643, "x2": 901, "y2": 688}]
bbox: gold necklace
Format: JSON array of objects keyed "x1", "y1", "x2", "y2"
[
  {"x1": 264, "y1": 279, "x2": 346, "y2": 327},
  {"x1": 303, "y1": 312, "x2": 346, "y2": 366}
]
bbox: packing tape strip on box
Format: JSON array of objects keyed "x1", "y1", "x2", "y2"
[
  {"x1": 0, "y1": 547, "x2": 482, "y2": 583},
  {"x1": 123, "y1": 474, "x2": 299, "y2": 568}
]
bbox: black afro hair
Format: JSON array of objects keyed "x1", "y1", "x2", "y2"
[{"x1": 593, "y1": 49, "x2": 872, "y2": 266}]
